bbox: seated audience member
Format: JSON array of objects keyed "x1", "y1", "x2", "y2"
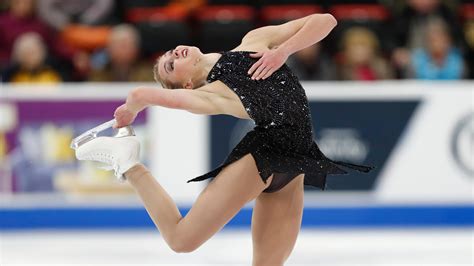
[
  {"x1": 2, "y1": 32, "x2": 64, "y2": 83},
  {"x1": 88, "y1": 24, "x2": 153, "y2": 82},
  {"x1": 37, "y1": 0, "x2": 115, "y2": 30},
  {"x1": 409, "y1": 18, "x2": 465, "y2": 79},
  {"x1": 463, "y1": 17, "x2": 474, "y2": 79},
  {"x1": 336, "y1": 27, "x2": 394, "y2": 81},
  {"x1": 37, "y1": 0, "x2": 115, "y2": 51},
  {"x1": 0, "y1": 0, "x2": 72, "y2": 71},
  {"x1": 391, "y1": 0, "x2": 464, "y2": 74},
  {"x1": 286, "y1": 43, "x2": 336, "y2": 80}
]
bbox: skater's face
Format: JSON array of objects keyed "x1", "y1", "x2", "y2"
[{"x1": 154, "y1": 45, "x2": 203, "y2": 89}]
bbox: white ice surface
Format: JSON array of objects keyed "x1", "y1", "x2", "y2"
[{"x1": 1, "y1": 228, "x2": 472, "y2": 266}]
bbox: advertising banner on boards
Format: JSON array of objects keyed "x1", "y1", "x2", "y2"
[
  {"x1": 0, "y1": 100, "x2": 147, "y2": 193},
  {"x1": 209, "y1": 100, "x2": 420, "y2": 191}
]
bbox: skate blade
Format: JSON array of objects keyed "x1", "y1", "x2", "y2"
[{"x1": 70, "y1": 119, "x2": 136, "y2": 150}]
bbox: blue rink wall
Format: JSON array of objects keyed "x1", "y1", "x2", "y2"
[{"x1": 1, "y1": 205, "x2": 473, "y2": 230}]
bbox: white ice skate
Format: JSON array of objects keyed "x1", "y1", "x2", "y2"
[{"x1": 71, "y1": 119, "x2": 140, "y2": 181}]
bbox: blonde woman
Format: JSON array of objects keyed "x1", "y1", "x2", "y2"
[
  {"x1": 337, "y1": 26, "x2": 394, "y2": 80},
  {"x1": 76, "y1": 13, "x2": 375, "y2": 265}
]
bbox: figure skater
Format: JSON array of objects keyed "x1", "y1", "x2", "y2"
[{"x1": 76, "y1": 13, "x2": 375, "y2": 265}]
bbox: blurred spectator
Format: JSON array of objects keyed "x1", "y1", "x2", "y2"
[
  {"x1": 2, "y1": 32, "x2": 64, "y2": 83},
  {"x1": 37, "y1": 0, "x2": 115, "y2": 30},
  {"x1": 88, "y1": 24, "x2": 153, "y2": 82},
  {"x1": 336, "y1": 27, "x2": 394, "y2": 81},
  {"x1": 409, "y1": 18, "x2": 465, "y2": 79},
  {"x1": 37, "y1": 0, "x2": 116, "y2": 51},
  {"x1": 0, "y1": 0, "x2": 72, "y2": 71},
  {"x1": 390, "y1": 0, "x2": 465, "y2": 75},
  {"x1": 0, "y1": 0, "x2": 9, "y2": 12},
  {"x1": 286, "y1": 43, "x2": 336, "y2": 80},
  {"x1": 463, "y1": 14, "x2": 474, "y2": 79}
]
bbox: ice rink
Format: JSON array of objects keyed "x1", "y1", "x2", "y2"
[
  {"x1": 2, "y1": 84, "x2": 473, "y2": 266},
  {"x1": 1, "y1": 228, "x2": 472, "y2": 265}
]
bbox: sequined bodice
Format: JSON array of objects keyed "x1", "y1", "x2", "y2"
[{"x1": 207, "y1": 51, "x2": 313, "y2": 131}]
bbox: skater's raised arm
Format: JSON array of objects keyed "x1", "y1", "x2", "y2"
[
  {"x1": 245, "y1": 13, "x2": 337, "y2": 54},
  {"x1": 130, "y1": 86, "x2": 228, "y2": 114},
  {"x1": 114, "y1": 85, "x2": 230, "y2": 127},
  {"x1": 244, "y1": 13, "x2": 337, "y2": 80}
]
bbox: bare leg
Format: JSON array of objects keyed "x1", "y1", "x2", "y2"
[
  {"x1": 251, "y1": 174, "x2": 305, "y2": 266},
  {"x1": 125, "y1": 154, "x2": 274, "y2": 253}
]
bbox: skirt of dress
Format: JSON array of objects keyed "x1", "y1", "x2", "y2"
[{"x1": 186, "y1": 127, "x2": 376, "y2": 193}]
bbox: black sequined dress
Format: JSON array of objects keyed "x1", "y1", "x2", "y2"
[{"x1": 187, "y1": 51, "x2": 375, "y2": 193}]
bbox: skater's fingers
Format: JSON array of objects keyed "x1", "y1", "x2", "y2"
[
  {"x1": 252, "y1": 63, "x2": 268, "y2": 80},
  {"x1": 113, "y1": 114, "x2": 125, "y2": 127},
  {"x1": 261, "y1": 68, "x2": 273, "y2": 79},
  {"x1": 262, "y1": 72, "x2": 272, "y2": 79},
  {"x1": 113, "y1": 103, "x2": 135, "y2": 128},
  {"x1": 256, "y1": 66, "x2": 271, "y2": 80},
  {"x1": 252, "y1": 61, "x2": 267, "y2": 79},
  {"x1": 112, "y1": 120, "x2": 121, "y2": 129},
  {"x1": 248, "y1": 59, "x2": 263, "y2": 75},
  {"x1": 113, "y1": 120, "x2": 122, "y2": 128},
  {"x1": 114, "y1": 112, "x2": 136, "y2": 129},
  {"x1": 255, "y1": 67, "x2": 268, "y2": 80}
]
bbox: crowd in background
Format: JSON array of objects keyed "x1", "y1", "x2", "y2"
[{"x1": 0, "y1": 0, "x2": 473, "y2": 84}]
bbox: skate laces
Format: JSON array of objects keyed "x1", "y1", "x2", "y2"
[{"x1": 84, "y1": 152, "x2": 120, "y2": 177}]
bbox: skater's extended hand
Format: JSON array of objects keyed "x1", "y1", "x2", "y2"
[
  {"x1": 247, "y1": 47, "x2": 289, "y2": 80},
  {"x1": 113, "y1": 104, "x2": 137, "y2": 128}
]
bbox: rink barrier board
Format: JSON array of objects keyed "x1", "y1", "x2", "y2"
[
  {"x1": 1, "y1": 205, "x2": 473, "y2": 230},
  {"x1": 1, "y1": 83, "x2": 473, "y2": 230}
]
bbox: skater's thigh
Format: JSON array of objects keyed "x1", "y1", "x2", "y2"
[
  {"x1": 251, "y1": 174, "x2": 304, "y2": 265},
  {"x1": 176, "y1": 153, "x2": 273, "y2": 246}
]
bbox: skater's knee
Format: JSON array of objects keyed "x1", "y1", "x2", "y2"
[
  {"x1": 169, "y1": 239, "x2": 200, "y2": 253},
  {"x1": 168, "y1": 233, "x2": 201, "y2": 253}
]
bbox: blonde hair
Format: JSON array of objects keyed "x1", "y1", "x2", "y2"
[
  {"x1": 342, "y1": 27, "x2": 380, "y2": 51},
  {"x1": 153, "y1": 55, "x2": 180, "y2": 89}
]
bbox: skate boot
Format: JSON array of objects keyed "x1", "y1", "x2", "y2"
[{"x1": 75, "y1": 136, "x2": 140, "y2": 181}]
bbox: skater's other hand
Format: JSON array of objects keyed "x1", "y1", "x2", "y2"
[
  {"x1": 248, "y1": 47, "x2": 289, "y2": 80},
  {"x1": 113, "y1": 104, "x2": 137, "y2": 128}
]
